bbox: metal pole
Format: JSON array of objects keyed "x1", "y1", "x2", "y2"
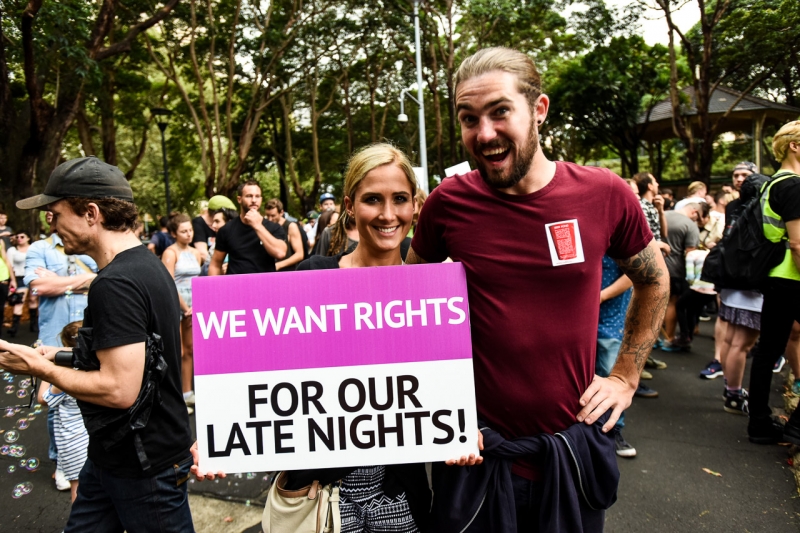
[
  {"x1": 413, "y1": 0, "x2": 429, "y2": 194},
  {"x1": 158, "y1": 123, "x2": 172, "y2": 215}
]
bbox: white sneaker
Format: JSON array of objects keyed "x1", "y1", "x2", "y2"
[
  {"x1": 55, "y1": 469, "x2": 70, "y2": 491},
  {"x1": 184, "y1": 391, "x2": 195, "y2": 407}
]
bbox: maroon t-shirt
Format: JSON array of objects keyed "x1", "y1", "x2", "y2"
[{"x1": 412, "y1": 162, "x2": 652, "y2": 479}]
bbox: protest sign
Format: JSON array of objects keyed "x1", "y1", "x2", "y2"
[{"x1": 193, "y1": 262, "x2": 479, "y2": 473}]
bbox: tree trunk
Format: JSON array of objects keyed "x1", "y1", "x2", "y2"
[{"x1": 99, "y1": 69, "x2": 117, "y2": 165}]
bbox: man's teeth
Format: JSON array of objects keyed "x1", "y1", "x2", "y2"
[
  {"x1": 376, "y1": 226, "x2": 398, "y2": 234},
  {"x1": 483, "y1": 147, "x2": 507, "y2": 156}
]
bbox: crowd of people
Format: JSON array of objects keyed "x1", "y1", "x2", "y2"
[{"x1": 0, "y1": 45, "x2": 797, "y2": 533}]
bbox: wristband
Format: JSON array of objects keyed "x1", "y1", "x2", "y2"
[{"x1": 54, "y1": 351, "x2": 74, "y2": 368}]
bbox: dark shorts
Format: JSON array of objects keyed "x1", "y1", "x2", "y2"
[{"x1": 670, "y1": 276, "x2": 689, "y2": 297}]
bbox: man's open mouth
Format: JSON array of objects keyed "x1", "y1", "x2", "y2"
[{"x1": 481, "y1": 146, "x2": 510, "y2": 163}]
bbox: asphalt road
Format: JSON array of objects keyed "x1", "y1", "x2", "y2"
[
  {"x1": 1, "y1": 319, "x2": 799, "y2": 532},
  {"x1": 606, "y1": 320, "x2": 800, "y2": 532}
]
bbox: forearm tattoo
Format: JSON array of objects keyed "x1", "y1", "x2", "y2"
[{"x1": 615, "y1": 244, "x2": 669, "y2": 371}]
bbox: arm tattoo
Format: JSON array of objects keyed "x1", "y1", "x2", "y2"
[{"x1": 614, "y1": 243, "x2": 670, "y2": 372}]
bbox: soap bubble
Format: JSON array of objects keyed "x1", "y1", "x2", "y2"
[
  {"x1": 4, "y1": 407, "x2": 14, "y2": 418},
  {"x1": 11, "y1": 482, "x2": 33, "y2": 498},
  {"x1": 246, "y1": 472, "x2": 256, "y2": 480},
  {"x1": 4, "y1": 430, "x2": 19, "y2": 443},
  {"x1": 4, "y1": 386, "x2": 13, "y2": 394},
  {"x1": 18, "y1": 459, "x2": 25, "y2": 466},
  {"x1": 18, "y1": 379, "x2": 31, "y2": 389},
  {"x1": 15, "y1": 389, "x2": 27, "y2": 399},
  {"x1": 8, "y1": 445, "x2": 25, "y2": 458},
  {"x1": 0, "y1": 445, "x2": 9, "y2": 455},
  {"x1": 15, "y1": 419, "x2": 29, "y2": 430},
  {"x1": 33, "y1": 404, "x2": 42, "y2": 415},
  {"x1": 26, "y1": 415, "x2": 36, "y2": 421},
  {"x1": 7, "y1": 465, "x2": 15, "y2": 473},
  {"x1": 25, "y1": 458, "x2": 39, "y2": 471}
]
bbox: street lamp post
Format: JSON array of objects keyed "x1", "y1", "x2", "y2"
[
  {"x1": 396, "y1": 0, "x2": 429, "y2": 194},
  {"x1": 151, "y1": 108, "x2": 173, "y2": 214},
  {"x1": 413, "y1": 0, "x2": 428, "y2": 194}
]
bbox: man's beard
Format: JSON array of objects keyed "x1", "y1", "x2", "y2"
[
  {"x1": 62, "y1": 234, "x2": 92, "y2": 256},
  {"x1": 475, "y1": 123, "x2": 538, "y2": 189}
]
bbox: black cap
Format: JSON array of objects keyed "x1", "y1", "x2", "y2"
[{"x1": 16, "y1": 156, "x2": 134, "y2": 210}]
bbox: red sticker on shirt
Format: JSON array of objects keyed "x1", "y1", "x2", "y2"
[
  {"x1": 548, "y1": 223, "x2": 577, "y2": 260},
  {"x1": 545, "y1": 219, "x2": 585, "y2": 266}
]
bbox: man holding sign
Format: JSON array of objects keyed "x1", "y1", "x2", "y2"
[{"x1": 408, "y1": 47, "x2": 669, "y2": 529}]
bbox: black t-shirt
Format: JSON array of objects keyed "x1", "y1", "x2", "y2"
[
  {"x1": 78, "y1": 245, "x2": 192, "y2": 478},
  {"x1": 214, "y1": 216, "x2": 287, "y2": 274},
  {"x1": 769, "y1": 174, "x2": 800, "y2": 222},
  {"x1": 192, "y1": 215, "x2": 216, "y2": 248}
]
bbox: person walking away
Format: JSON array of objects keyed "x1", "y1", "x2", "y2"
[
  {"x1": 161, "y1": 214, "x2": 203, "y2": 414},
  {"x1": 745, "y1": 121, "x2": 800, "y2": 445},
  {"x1": 661, "y1": 203, "x2": 702, "y2": 350},
  {"x1": 0, "y1": 156, "x2": 195, "y2": 531},
  {"x1": 699, "y1": 163, "x2": 760, "y2": 379},
  {"x1": 208, "y1": 181, "x2": 287, "y2": 276}
]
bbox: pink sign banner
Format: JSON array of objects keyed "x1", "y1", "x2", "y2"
[
  {"x1": 192, "y1": 263, "x2": 479, "y2": 473},
  {"x1": 191, "y1": 262, "x2": 472, "y2": 376}
]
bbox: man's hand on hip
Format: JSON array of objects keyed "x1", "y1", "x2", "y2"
[{"x1": 576, "y1": 374, "x2": 636, "y2": 433}]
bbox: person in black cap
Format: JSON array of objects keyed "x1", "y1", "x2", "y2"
[{"x1": 0, "y1": 156, "x2": 197, "y2": 532}]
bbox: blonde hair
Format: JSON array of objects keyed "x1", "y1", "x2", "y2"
[
  {"x1": 687, "y1": 181, "x2": 707, "y2": 196},
  {"x1": 327, "y1": 143, "x2": 417, "y2": 256},
  {"x1": 773, "y1": 120, "x2": 800, "y2": 162},
  {"x1": 454, "y1": 47, "x2": 542, "y2": 109}
]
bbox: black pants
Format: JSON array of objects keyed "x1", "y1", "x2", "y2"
[
  {"x1": 748, "y1": 278, "x2": 800, "y2": 424},
  {"x1": 676, "y1": 289, "x2": 716, "y2": 342}
]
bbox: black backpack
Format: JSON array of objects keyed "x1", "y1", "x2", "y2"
[{"x1": 701, "y1": 173, "x2": 794, "y2": 290}]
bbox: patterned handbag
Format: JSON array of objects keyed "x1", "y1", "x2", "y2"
[{"x1": 262, "y1": 471, "x2": 341, "y2": 533}]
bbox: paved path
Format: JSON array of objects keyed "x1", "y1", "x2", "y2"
[
  {"x1": 2, "y1": 320, "x2": 799, "y2": 532},
  {"x1": 606, "y1": 320, "x2": 800, "y2": 532}
]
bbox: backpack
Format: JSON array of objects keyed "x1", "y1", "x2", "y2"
[{"x1": 701, "y1": 173, "x2": 795, "y2": 290}]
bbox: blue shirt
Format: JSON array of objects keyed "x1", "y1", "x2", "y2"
[
  {"x1": 23, "y1": 235, "x2": 98, "y2": 346},
  {"x1": 598, "y1": 255, "x2": 632, "y2": 341}
]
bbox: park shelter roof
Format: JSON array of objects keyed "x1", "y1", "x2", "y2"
[{"x1": 639, "y1": 85, "x2": 800, "y2": 143}]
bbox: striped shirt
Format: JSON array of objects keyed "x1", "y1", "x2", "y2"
[{"x1": 43, "y1": 386, "x2": 89, "y2": 481}]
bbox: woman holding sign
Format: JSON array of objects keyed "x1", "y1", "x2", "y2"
[{"x1": 289, "y1": 143, "x2": 428, "y2": 532}]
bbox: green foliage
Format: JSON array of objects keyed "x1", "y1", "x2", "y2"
[{"x1": 2, "y1": 0, "x2": 796, "y2": 224}]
